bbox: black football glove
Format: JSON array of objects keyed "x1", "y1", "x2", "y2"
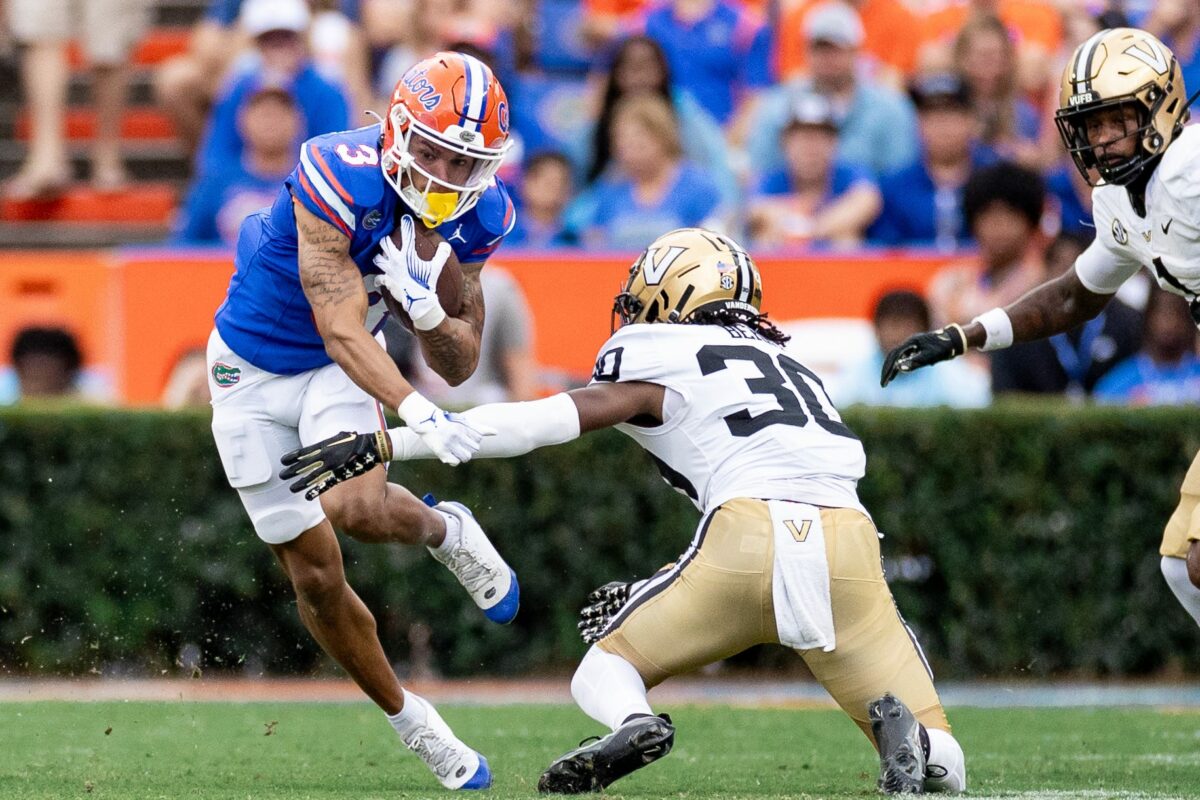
[
  {"x1": 880, "y1": 324, "x2": 968, "y2": 388},
  {"x1": 279, "y1": 431, "x2": 392, "y2": 500},
  {"x1": 578, "y1": 580, "x2": 638, "y2": 644}
]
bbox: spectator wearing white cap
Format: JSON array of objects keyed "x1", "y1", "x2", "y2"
[
  {"x1": 195, "y1": 0, "x2": 350, "y2": 177},
  {"x1": 3, "y1": 0, "x2": 150, "y2": 198},
  {"x1": 746, "y1": 91, "x2": 881, "y2": 249},
  {"x1": 156, "y1": 0, "x2": 366, "y2": 156},
  {"x1": 741, "y1": 0, "x2": 918, "y2": 182}
]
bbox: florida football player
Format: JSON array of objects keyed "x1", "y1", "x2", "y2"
[
  {"x1": 881, "y1": 27, "x2": 1200, "y2": 634},
  {"x1": 281, "y1": 229, "x2": 969, "y2": 795},
  {"x1": 207, "y1": 52, "x2": 519, "y2": 790}
]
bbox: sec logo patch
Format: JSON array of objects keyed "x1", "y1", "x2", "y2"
[{"x1": 1111, "y1": 218, "x2": 1129, "y2": 245}]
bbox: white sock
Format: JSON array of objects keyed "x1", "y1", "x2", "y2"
[
  {"x1": 571, "y1": 645, "x2": 654, "y2": 732},
  {"x1": 387, "y1": 691, "x2": 482, "y2": 789},
  {"x1": 1162, "y1": 556, "x2": 1200, "y2": 628},
  {"x1": 386, "y1": 690, "x2": 431, "y2": 739},
  {"x1": 923, "y1": 727, "x2": 966, "y2": 793},
  {"x1": 430, "y1": 509, "x2": 462, "y2": 557}
]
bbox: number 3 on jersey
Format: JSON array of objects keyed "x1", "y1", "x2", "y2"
[
  {"x1": 697, "y1": 345, "x2": 857, "y2": 440},
  {"x1": 335, "y1": 144, "x2": 380, "y2": 166}
]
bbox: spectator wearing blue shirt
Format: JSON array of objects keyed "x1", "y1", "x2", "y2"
[
  {"x1": 156, "y1": 0, "x2": 362, "y2": 154},
  {"x1": 1095, "y1": 291, "x2": 1200, "y2": 406},
  {"x1": 869, "y1": 72, "x2": 998, "y2": 249},
  {"x1": 642, "y1": 0, "x2": 773, "y2": 124},
  {"x1": 582, "y1": 94, "x2": 723, "y2": 250},
  {"x1": 574, "y1": 35, "x2": 737, "y2": 208},
  {"x1": 196, "y1": 0, "x2": 350, "y2": 176},
  {"x1": 746, "y1": 92, "x2": 881, "y2": 249},
  {"x1": 174, "y1": 87, "x2": 301, "y2": 245},
  {"x1": 832, "y1": 290, "x2": 990, "y2": 408},
  {"x1": 744, "y1": 0, "x2": 918, "y2": 180},
  {"x1": 508, "y1": 152, "x2": 579, "y2": 248}
]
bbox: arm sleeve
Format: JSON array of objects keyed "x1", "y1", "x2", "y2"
[
  {"x1": 390, "y1": 393, "x2": 581, "y2": 460},
  {"x1": 1073, "y1": 237, "x2": 1141, "y2": 295}
]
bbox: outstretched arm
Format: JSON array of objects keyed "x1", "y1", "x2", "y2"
[
  {"x1": 280, "y1": 381, "x2": 666, "y2": 498},
  {"x1": 393, "y1": 380, "x2": 667, "y2": 459},
  {"x1": 961, "y1": 268, "x2": 1113, "y2": 349},
  {"x1": 881, "y1": 267, "x2": 1113, "y2": 387}
]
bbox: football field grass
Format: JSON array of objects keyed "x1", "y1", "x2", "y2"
[{"x1": 1, "y1": 701, "x2": 1198, "y2": 799}]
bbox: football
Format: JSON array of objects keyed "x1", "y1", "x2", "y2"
[{"x1": 381, "y1": 222, "x2": 464, "y2": 331}]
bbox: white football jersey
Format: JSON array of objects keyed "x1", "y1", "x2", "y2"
[
  {"x1": 590, "y1": 323, "x2": 867, "y2": 514},
  {"x1": 1076, "y1": 124, "x2": 1200, "y2": 306}
]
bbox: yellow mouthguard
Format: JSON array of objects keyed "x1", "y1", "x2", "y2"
[{"x1": 422, "y1": 192, "x2": 460, "y2": 227}]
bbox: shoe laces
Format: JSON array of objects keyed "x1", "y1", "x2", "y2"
[
  {"x1": 443, "y1": 544, "x2": 500, "y2": 594},
  {"x1": 407, "y1": 728, "x2": 462, "y2": 779}
]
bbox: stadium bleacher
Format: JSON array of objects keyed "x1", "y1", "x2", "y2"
[{"x1": 0, "y1": 0, "x2": 199, "y2": 246}]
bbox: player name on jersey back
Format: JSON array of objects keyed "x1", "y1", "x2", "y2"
[{"x1": 591, "y1": 323, "x2": 867, "y2": 514}]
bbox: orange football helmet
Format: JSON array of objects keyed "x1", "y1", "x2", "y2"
[{"x1": 381, "y1": 51, "x2": 513, "y2": 226}]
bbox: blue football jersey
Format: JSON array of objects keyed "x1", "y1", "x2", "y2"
[{"x1": 214, "y1": 124, "x2": 516, "y2": 375}]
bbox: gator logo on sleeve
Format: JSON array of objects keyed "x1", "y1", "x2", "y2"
[{"x1": 212, "y1": 362, "x2": 242, "y2": 388}]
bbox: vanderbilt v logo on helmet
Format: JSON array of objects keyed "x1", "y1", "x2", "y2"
[
  {"x1": 613, "y1": 228, "x2": 762, "y2": 330},
  {"x1": 1055, "y1": 28, "x2": 1189, "y2": 186}
]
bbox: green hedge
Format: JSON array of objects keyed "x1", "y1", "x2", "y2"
[{"x1": 0, "y1": 405, "x2": 1198, "y2": 679}]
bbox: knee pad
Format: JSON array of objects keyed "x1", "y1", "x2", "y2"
[{"x1": 254, "y1": 506, "x2": 320, "y2": 545}]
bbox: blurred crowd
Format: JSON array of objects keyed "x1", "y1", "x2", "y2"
[{"x1": 4, "y1": 0, "x2": 1200, "y2": 408}]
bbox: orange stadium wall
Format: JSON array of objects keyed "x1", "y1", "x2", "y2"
[{"x1": 0, "y1": 249, "x2": 959, "y2": 405}]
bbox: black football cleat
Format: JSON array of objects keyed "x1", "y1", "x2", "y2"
[
  {"x1": 868, "y1": 694, "x2": 926, "y2": 794},
  {"x1": 538, "y1": 714, "x2": 675, "y2": 794}
]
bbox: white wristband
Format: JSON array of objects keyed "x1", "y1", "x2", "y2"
[
  {"x1": 972, "y1": 307, "x2": 1014, "y2": 352},
  {"x1": 410, "y1": 303, "x2": 446, "y2": 331},
  {"x1": 397, "y1": 391, "x2": 438, "y2": 425}
]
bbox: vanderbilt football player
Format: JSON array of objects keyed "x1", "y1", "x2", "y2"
[
  {"x1": 280, "y1": 228, "x2": 968, "y2": 795},
  {"x1": 881, "y1": 27, "x2": 1200, "y2": 632}
]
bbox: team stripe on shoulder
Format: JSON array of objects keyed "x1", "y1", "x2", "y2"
[
  {"x1": 300, "y1": 145, "x2": 356, "y2": 233},
  {"x1": 297, "y1": 170, "x2": 352, "y2": 238}
]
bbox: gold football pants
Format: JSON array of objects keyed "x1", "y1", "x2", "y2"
[
  {"x1": 598, "y1": 498, "x2": 949, "y2": 739},
  {"x1": 1162, "y1": 449, "x2": 1200, "y2": 559}
]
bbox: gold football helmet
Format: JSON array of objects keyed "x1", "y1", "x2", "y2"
[
  {"x1": 613, "y1": 228, "x2": 763, "y2": 330},
  {"x1": 1055, "y1": 27, "x2": 1189, "y2": 186}
]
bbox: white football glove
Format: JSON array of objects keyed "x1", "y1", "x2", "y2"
[
  {"x1": 373, "y1": 214, "x2": 453, "y2": 331},
  {"x1": 397, "y1": 392, "x2": 495, "y2": 466}
]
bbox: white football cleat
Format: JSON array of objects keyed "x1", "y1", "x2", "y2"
[
  {"x1": 426, "y1": 495, "x2": 520, "y2": 624},
  {"x1": 401, "y1": 697, "x2": 492, "y2": 790}
]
